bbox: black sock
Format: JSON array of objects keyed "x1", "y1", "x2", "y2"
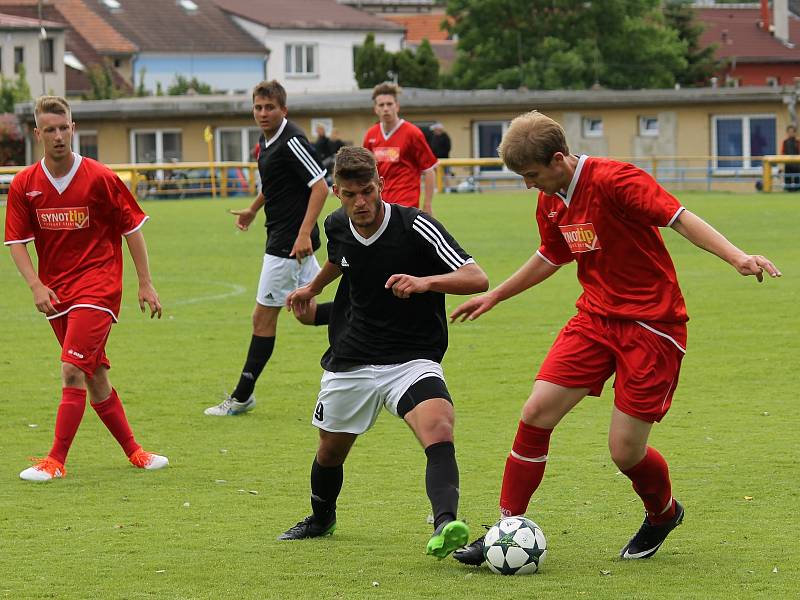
[
  {"x1": 311, "y1": 458, "x2": 342, "y2": 523},
  {"x1": 231, "y1": 335, "x2": 275, "y2": 401},
  {"x1": 425, "y1": 441, "x2": 459, "y2": 530},
  {"x1": 313, "y1": 302, "x2": 333, "y2": 326}
]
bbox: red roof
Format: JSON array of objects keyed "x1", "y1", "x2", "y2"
[
  {"x1": 697, "y1": 7, "x2": 800, "y2": 62},
  {"x1": 382, "y1": 13, "x2": 452, "y2": 42},
  {"x1": 0, "y1": 11, "x2": 64, "y2": 28}
]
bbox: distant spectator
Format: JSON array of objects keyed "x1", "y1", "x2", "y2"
[
  {"x1": 313, "y1": 124, "x2": 332, "y2": 164},
  {"x1": 428, "y1": 123, "x2": 451, "y2": 160},
  {"x1": 781, "y1": 125, "x2": 800, "y2": 192}
]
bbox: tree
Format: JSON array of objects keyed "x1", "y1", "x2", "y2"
[
  {"x1": 445, "y1": 0, "x2": 688, "y2": 90},
  {"x1": 354, "y1": 33, "x2": 395, "y2": 88},
  {"x1": 355, "y1": 34, "x2": 441, "y2": 88},
  {"x1": 0, "y1": 64, "x2": 32, "y2": 113},
  {"x1": 0, "y1": 113, "x2": 25, "y2": 165},
  {"x1": 84, "y1": 59, "x2": 126, "y2": 100},
  {"x1": 167, "y1": 75, "x2": 214, "y2": 95},
  {"x1": 664, "y1": 1, "x2": 719, "y2": 86}
]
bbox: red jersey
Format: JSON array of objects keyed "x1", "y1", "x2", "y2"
[
  {"x1": 536, "y1": 156, "x2": 688, "y2": 323},
  {"x1": 4, "y1": 154, "x2": 148, "y2": 321},
  {"x1": 363, "y1": 119, "x2": 437, "y2": 207}
]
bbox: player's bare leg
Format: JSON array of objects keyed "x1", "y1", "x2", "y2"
[
  {"x1": 279, "y1": 430, "x2": 357, "y2": 540},
  {"x1": 454, "y1": 381, "x2": 587, "y2": 564},
  {"x1": 611, "y1": 408, "x2": 683, "y2": 559},
  {"x1": 206, "y1": 304, "x2": 280, "y2": 416},
  {"x1": 88, "y1": 366, "x2": 168, "y2": 470}
]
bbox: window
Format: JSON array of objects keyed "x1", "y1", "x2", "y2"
[
  {"x1": 216, "y1": 127, "x2": 261, "y2": 161},
  {"x1": 582, "y1": 117, "x2": 603, "y2": 138},
  {"x1": 40, "y1": 39, "x2": 54, "y2": 73},
  {"x1": 285, "y1": 44, "x2": 316, "y2": 75},
  {"x1": 639, "y1": 116, "x2": 659, "y2": 137},
  {"x1": 73, "y1": 131, "x2": 98, "y2": 160},
  {"x1": 14, "y1": 47, "x2": 24, "y2": 74},
  {"x1": 712, "y1": 115, "x2": 776, "y2": 171},
  {"x1": 766, "y1": 76, "x2": 779, "y2": 87},
  {"x1": 131, "y1": 129, "x2": 182, "y2": 163},
  {"x1": 473, "y1": 121, "x2": 510, "y2": 172}
]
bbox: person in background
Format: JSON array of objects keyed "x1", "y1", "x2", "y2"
[{"x1": 780, "y1": 124, "x2": 800, "y2": 192}]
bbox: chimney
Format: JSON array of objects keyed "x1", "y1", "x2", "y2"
[
  {"x1": 761, "y1": 0, "x2": 770, "y2": 31},
  {"x1": 775, "y1": 0, "x2": 790, "y2": 44}
]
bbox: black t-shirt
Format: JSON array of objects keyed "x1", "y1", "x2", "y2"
[
  {"x1": 258, "y1": 119, "x2": 326, "y2": 258},
  {"x1": 321, "y1": 203, "x2": 473, "y2": 371}
]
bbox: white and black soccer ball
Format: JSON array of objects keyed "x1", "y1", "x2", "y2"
[{"x1": 483, "y1": 516, "x2": 547, "y2": 575}]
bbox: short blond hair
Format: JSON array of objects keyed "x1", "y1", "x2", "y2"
[
  {"x1": 499, "y1": 111, "x2": 570, "y2": 172},
  {"x1": 372, "y1": 81, "x2": 400, "y2": 102},
  {"x1": 34, "y1": 95, "x2": 71, "y2": 127}
]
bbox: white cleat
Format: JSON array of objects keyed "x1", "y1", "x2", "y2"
[
  {"x1": 204, "y1": 395, "x2": 255, "y2": 416},
  {"x1": 20, "y1": 457, "x2": 66, "y2": 482},
  {"x1": 129, "y1": 448, "x2": 169, "y2": 470}
]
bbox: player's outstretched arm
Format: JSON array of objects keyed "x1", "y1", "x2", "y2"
[
  {"x1": 385, "y1": 262, "x2": 488, "y2": 299},
  {"x1": 229, "y1": 192, "x2": 265, "y2": 231},
  {"x1": 286, "y1": 259, "x2": 342, "y2": 316},
  {"x1": 422, "y1": 168, "x2": 435, "y2": 215},
  {"x1": 124, "y1": 230, "x2": 162, "y2": 319},
  {"x1": 290, "y1": 178, "x2": 329, "y2": 262},
  {"x1": 8, "y1": 243, "x2": 59, "y2": 315},
  {"x1": 450, "y1": 253, "x2": 560, "y2": 322},
  {"x1": 671, "y1": 210, "x2": 782, "y2": 282}
]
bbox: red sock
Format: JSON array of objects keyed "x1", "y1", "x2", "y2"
[
  {"x1": 48, "y1": 387, "x2": 87, "y2": 465},
  {"x1": 91, "y1": 389, "x2": 141, "y2": 457},
  {"x1": 622, "y1": 446, "x2": 676, "y2": 524},
  {"x1": 499, "y1": 421, "x2": 553, "y2": 517}
]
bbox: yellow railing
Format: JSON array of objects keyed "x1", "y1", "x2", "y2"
[
  {"x1": 760, "y1": 155, "x2": 800, "y2": 192},
  {"x1": 0, "y1": 161, "x2": 259, "y2": 201}
]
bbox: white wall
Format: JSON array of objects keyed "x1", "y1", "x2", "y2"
[
  {"x1": 0, "y1": 29, "x2": 65, "y2": 98},
  {"x1": 233, "y1": 16, "x2": 403, "y2": 93}
]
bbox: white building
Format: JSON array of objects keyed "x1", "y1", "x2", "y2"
[
  {"x1": 0, "y1": 13, "x2": 66, "y2": 98},
  {"x1": 214, "y1": 0, "x2": 405, "y2": 93}
]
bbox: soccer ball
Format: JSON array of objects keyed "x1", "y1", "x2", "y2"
[{"x1": 483, "y1": 516, "x2": 547, "y2": 575}]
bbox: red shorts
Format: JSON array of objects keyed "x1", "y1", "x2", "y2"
[
  {"x1": 537, "y1": 311, "x2": 687, "y2": 423},
  {"x1": 49, "y1": 308, "x2": 113, "y2": 376}
]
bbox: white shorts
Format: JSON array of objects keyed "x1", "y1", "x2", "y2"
[
  {"x1": 312, "y1": 359, "x2": 446, "y2": 434},
  {"x1": 256, "y1": 253, "x2": 321, "y2": 307}
]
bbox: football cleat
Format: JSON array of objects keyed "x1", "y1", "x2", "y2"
[
  {"x1": 620, "y1": 499, "x2": 685, "y2": 559},
  {"x1": 278, "y1": 514, "x2": 336, "y2": 540},
  {"x1": 129, "y1": 448, "x2": 169, "y2": 470},
  {"x1": 452, "y1": 534, "x2": 486, "y2": 565},
  {"x1": 20, "y1": 457, "x2": 66, "y2": 482},
  {"x1": 426, "y1": 519, "x2": 470, "y2": 559},
  {"x1": 204, "y1": 394, "x2": 255, "y2": 416}
]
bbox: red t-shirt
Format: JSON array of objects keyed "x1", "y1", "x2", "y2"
[
  {"x1": 363, "y1": 119, "x2": 437, "y2": 207},
  {"x1": 4, "y1": 154, "x2": 148, "y2": 321},
  {"x1": 536, "y1": 156, "x2": 688, "y2": 323}
]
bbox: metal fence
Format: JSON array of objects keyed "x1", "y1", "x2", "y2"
[{"x1": 0, "y1": 156, "x2": 785, "y2": 201}]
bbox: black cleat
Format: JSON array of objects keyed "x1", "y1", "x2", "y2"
[
  {"x1": 620, "y1": 499, "x2": 684, "y2": 559},
  {"x1": 452, "y1": 534, "x2": 486, "y2": 566},
  {"x1": 277, "y1": 514, "x2": 336, "y2": 541}
]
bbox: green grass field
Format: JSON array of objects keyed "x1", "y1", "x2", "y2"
[{"x1": 1, "y1": 190, "x2": 797, "y2": 599}]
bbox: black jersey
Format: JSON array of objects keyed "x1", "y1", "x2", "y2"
[
  {"x1": 321, "y1": 202, "x2": 473, "y2": 371},
  {"x1": 257, "y1": 119, "x2": 326, "y2": 258}
]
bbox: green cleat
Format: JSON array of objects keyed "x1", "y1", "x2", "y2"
[{"x1": 426, "y1": 519, "x2": 470, "y2": 559}]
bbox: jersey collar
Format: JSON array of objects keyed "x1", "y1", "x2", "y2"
[
  {"x1": 264, "y1": 118, "x2": 288, "y2": 148},
  {"x1": 555, "y1": 154, "x2": 588, "y2": 207},
  {"x1": 380, "y1": 119, "x2": 404, "y2": 141},
  {"x1": 40, "y1": 152, "x2": 83, "y2": 195},
  {"x1": 349, "y1": 201, "x2": 391, "y2": 246}
]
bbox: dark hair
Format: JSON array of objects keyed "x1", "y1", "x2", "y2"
[
  {"x1": 334, "y1": 146, "x2": 379, "y2": 184},
  {"x1": 372, "y1": 81, "x2": 400, "y2": 101},
  {"x1": 34, "y1": 95, "x2": 71, "y2": 127},
  {"x1": 252, "y1": 80, "x2": 287, "y2": 107}
]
